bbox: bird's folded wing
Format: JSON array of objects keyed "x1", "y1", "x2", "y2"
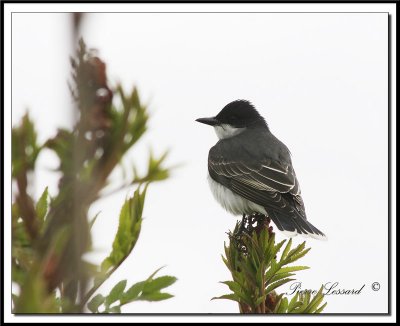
[
  {"x1": 208, "y1": 157, "x2": 304, "y2": 216},
  {"x1": 209, "y1": 157, "x2": 299, "y2": 194}
]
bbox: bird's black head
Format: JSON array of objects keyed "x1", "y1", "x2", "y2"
[
  {"x1": 216, "y1": 100, "x2": 266, "y2": 128},
  {"x1": 196, "y1": 100, "x2": 267, "y2": 129}
]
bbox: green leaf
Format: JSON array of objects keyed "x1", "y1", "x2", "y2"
[
  {"x1": 271, "y1": 239, "x2": 286, "y2": 260},
  {"x1": 100, "y1": 188, "x2": 146, "y2": 274},
  {"x1": 119, "y1": 270, "x2": 176, "y2": 305},
  {"x1": 220, "y1": 281, "x2": 254, "y2": 307},
  {"x1": 304, "y1": 286, "x2": 325, "y2": 313},
  {"x1": 294, "y1": 291, "x2": 311, "y2": 313},
  {"x1": 145, "y1": 266, "x2": 165, "y2": 281},
  {"x1": 288, "y1": 301, "x2": 304, "y2": 313},
  {"x1": 281, "y1": 238, "x2": 292, "y2": 260},
  {"x1": 305, "y1": 294, "x2": 324, "y2": 313},
  {"x1": 105, "y1": 280, "x2": 127, "y2": 307},
  {"x1": 276, "y1": 266, "x2": 309, "y2": 274},
  {"x1": 211, "y1": 293, "x2": 240, "y2": 303},
  {"x1": 287, "y1": 292, "x2": 300, "y2": 312},
  {"x1": 269, "y1": 272, "x2": 295, "y2": 284},
  {"x1": 220, "y1": 280, "x2": 242, "y2": 294},
  {"x1": 120, "y1": 281, "x2": 145, "y2": 304},
  {"x1": 314, "y1": 302, "x2": 327, "y2": 313},
  {"x1": 142, "y1": 276, "x2": 177, "y2": 295},
  {"x1": 138, "y1": 292, "x2": 174, "y2": 302},
  {"x1": 35, "y1": 187, "x2": 49, "y2": 222},
  {"x1": 221, "y1": 254, "x2": 229, "y2": 269},
  {"x1": 146, "y1": 150, "x2": 170, "y2": 182},
  {"x1": 265, "y1": 278, "x2": 294, "y2": 295},
  {"x1": 286, "y1": 248, "x2": 311, "y2": 264},
  {"x1": 275, "y1": 297, "x2": 289, "y2": 313},
  {"x1": 87, "y1": 294, "x2": 105, "y2": 313},
  {"x1": 283, "y1": 241, "x2": 307, "y2": 264},
  {"x1": 265, "y1": 259, "x2": 280, "y2": 283}
]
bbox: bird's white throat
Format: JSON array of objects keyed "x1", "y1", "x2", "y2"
[{"x1": 214, "y1": 124, "x2": 246, "y2": 140}]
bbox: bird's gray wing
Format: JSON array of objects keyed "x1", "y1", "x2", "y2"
[{"x1": 208, "y1": 156, "x2": 306, "y2": 218}]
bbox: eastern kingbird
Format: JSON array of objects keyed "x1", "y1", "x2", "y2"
[{"x1": 196, "y1": 100, "x2": 326, "y2": 239}]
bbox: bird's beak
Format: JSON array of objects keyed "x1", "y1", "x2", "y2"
[{"x1": 195, "y1": 117, "x2": 219, "y2": 126}]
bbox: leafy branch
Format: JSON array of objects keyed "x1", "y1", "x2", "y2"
[
  {"x1": 87, "y1": 268, "x2": 177, "y2": 313},
  {"x1": 213, "y1": 214, "x2": 327, "y2": 314},
  {"x1": 12, "y1": 39, "x2": 176, "y2": 313},
  {"x1": 83, "y1": 186, "x2": 147, "y2": 307}
]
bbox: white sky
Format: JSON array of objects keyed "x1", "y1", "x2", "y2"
[{"x1": 9, "y1": 5, "x2": 392, "y2": 316}]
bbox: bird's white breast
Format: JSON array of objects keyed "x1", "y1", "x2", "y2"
[{"x1": 207, "y1": 174, "x2": 267, "y2": 216}]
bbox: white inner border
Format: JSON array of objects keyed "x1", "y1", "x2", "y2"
[{"x1": 3, "y1": 2, "x2": 396, "y2": 323}]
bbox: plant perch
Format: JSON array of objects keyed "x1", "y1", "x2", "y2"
[{"x1": 213, "y1": 214, "x2": 327, "y2": 314}]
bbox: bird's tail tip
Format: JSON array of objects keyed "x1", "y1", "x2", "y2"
[
  {"x1": 281, "y1": 229, "x2": 328, "y2": 241},
  {"x1": 270, "y1": 212, "x2": 327, "y2": 241}
]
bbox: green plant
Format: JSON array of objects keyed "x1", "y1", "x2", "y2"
[
  {"x1": 12, "y1": 39, "x2": 176, "y2": 313},
  {"x1": 213, "y1": 214, "x2": 327, "y2": 314}
]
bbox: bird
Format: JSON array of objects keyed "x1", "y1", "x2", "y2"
[{"x1": 196, "y1": 99, "x2": 326, "y2": 239}]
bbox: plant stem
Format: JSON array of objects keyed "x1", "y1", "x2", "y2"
[{"x1": 80, "y1": 250, "x2": 127, "y2": 310}]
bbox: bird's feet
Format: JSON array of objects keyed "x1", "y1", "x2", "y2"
[
  {"x1": 236, "y1": 213, "x2": 274, "y2": 239},
  {"x1": 238, "y1": 214, "x2": 247, "y2": 233}
]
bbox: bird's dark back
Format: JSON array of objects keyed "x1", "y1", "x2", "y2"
[{"x1": 210, "y1": 127, "x2": 292, "y2": 165}]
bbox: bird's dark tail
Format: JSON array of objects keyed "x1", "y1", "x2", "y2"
[{"x1": 269, "y1": 210, "x2": 326, "y2": 240}]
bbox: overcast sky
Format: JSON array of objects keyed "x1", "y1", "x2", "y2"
[{"x1": 11, "y1": 8, "x2": 389, "y2": 314}]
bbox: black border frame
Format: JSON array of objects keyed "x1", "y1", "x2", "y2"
[{"x1": 2, "y1": 1, "x2": 395, "y2": 319}]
